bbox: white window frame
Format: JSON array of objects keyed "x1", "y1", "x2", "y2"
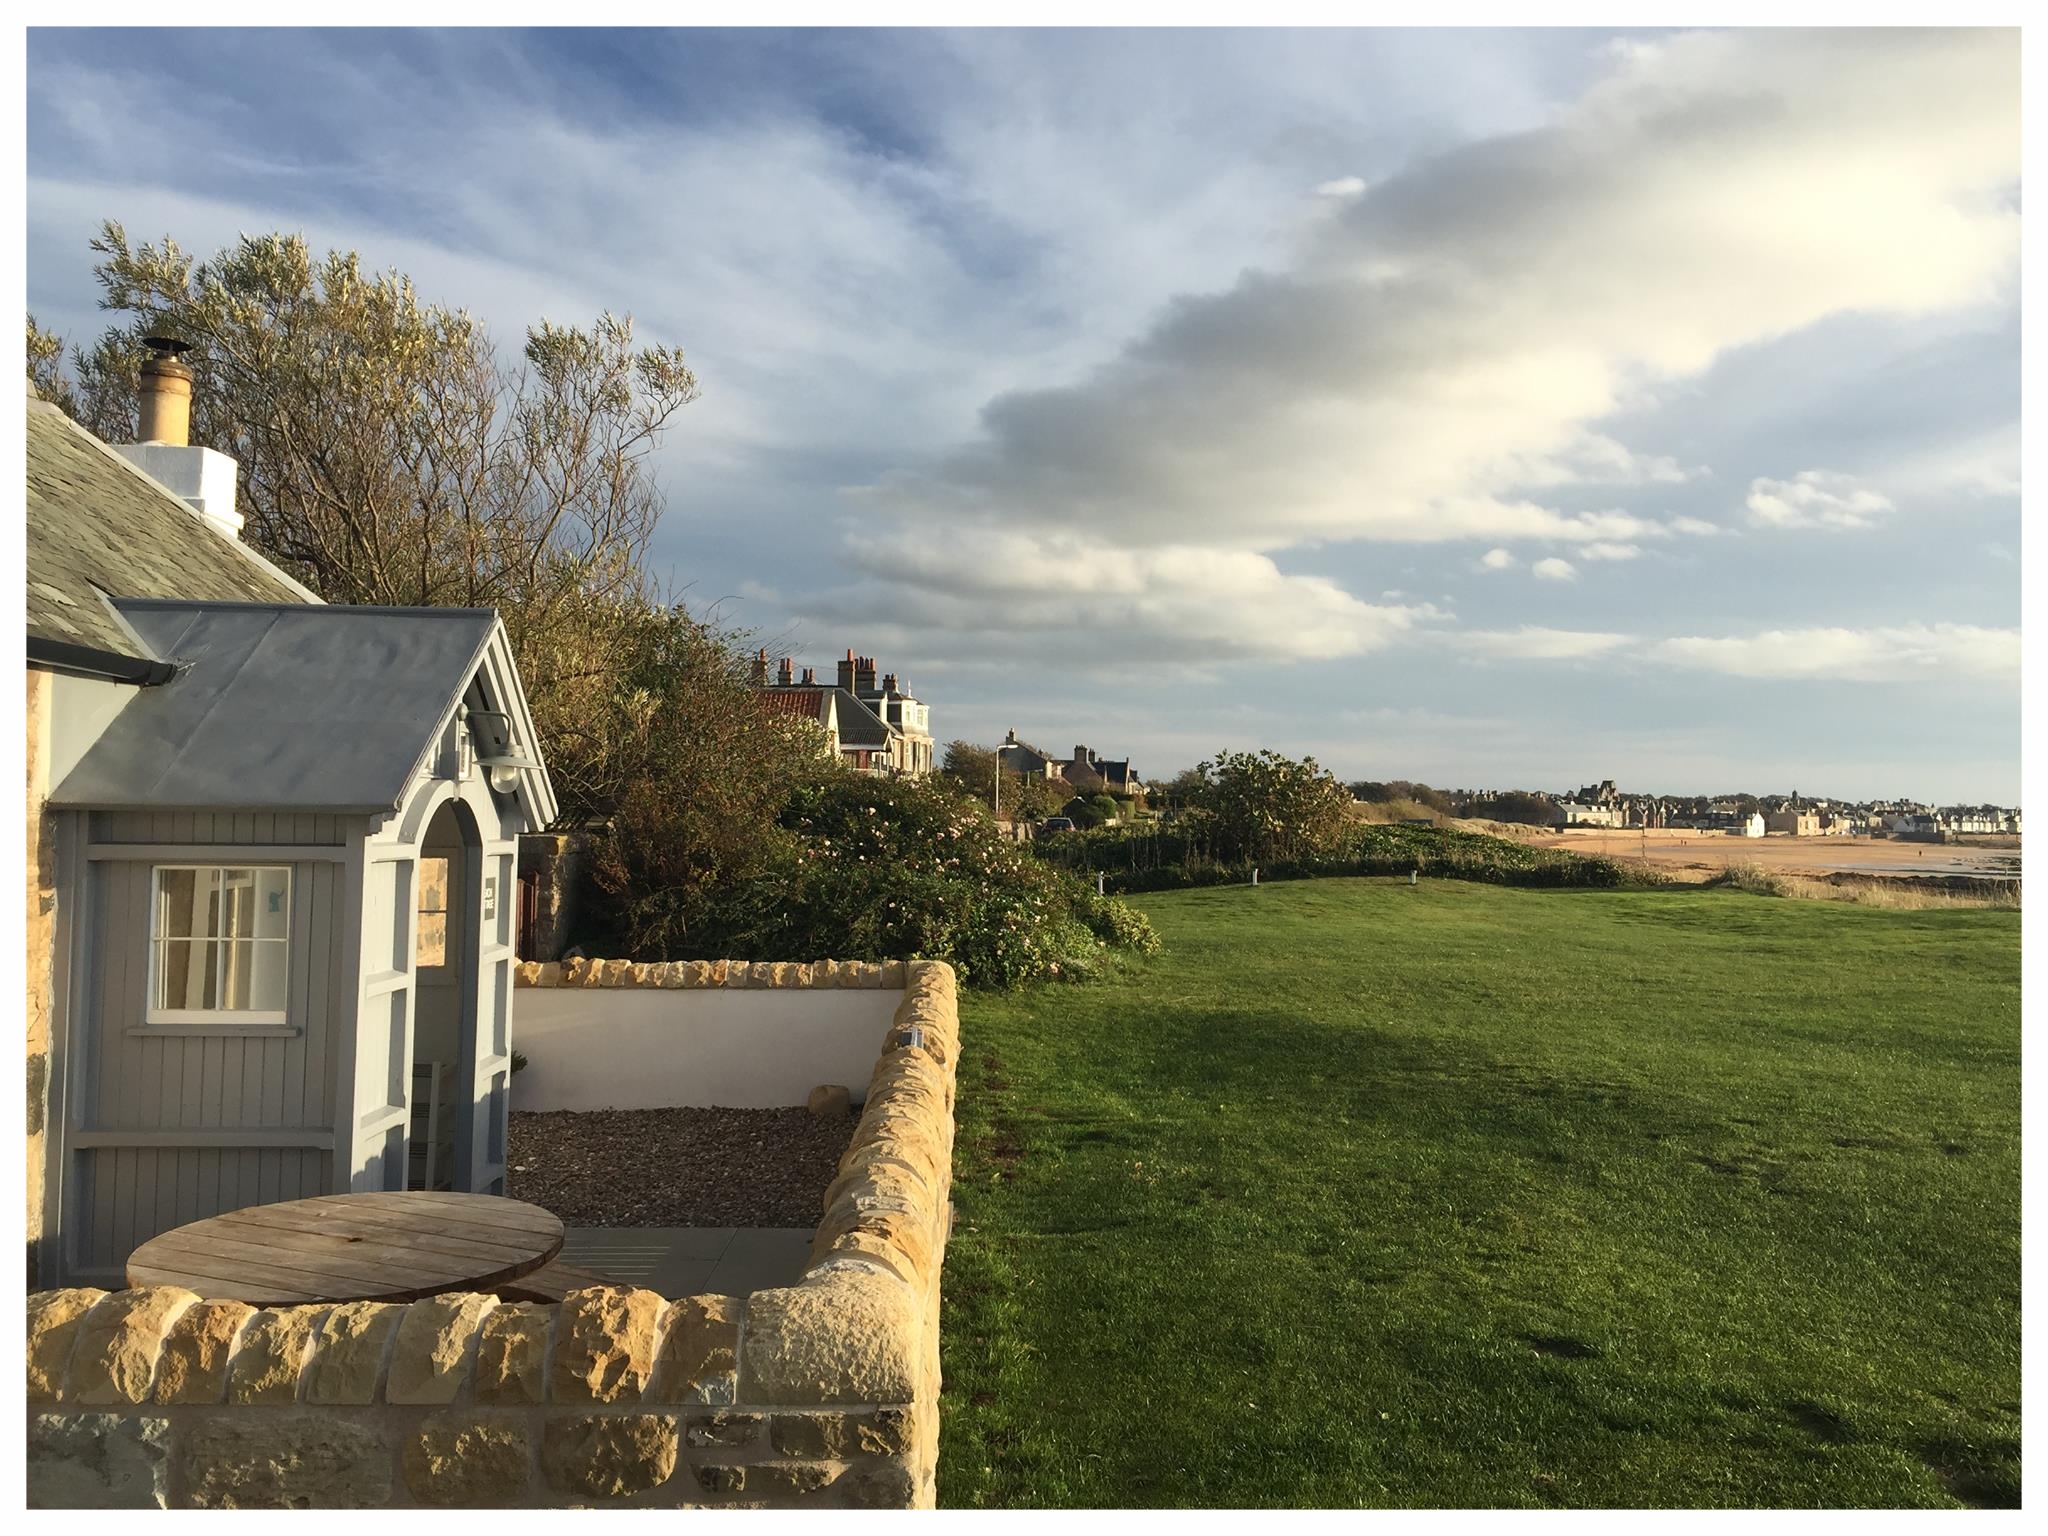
[{"x1": 145, "y1": 864, "x2": 293, "y2": 1026}]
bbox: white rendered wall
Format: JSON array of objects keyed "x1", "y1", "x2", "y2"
[{"x1": 510, "y1": 986, "x2": 903, "y2": 1111}]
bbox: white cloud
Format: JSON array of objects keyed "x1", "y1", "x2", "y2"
[
  {"x1": 826, "y1": 28, "x2": 2013, "y2": 661},
  {"x1": 1670, "y1": 516, "x2": 1723, "y2": 537},
  {"x1": 802, "y1": 529, "x2": 1443, "y2": 665},
  {"x1": 1479, "y1": 548, "x2": 1517, "y2": 570},
  {"x1": 868, "y1": 29, "x2": 2014, "y2": 564},
  {"x1": 1580, "y1": 542, "x2": 1640, "y2": 562},
  {"x1": 1650, "y1": 624, "x2": 2018, "y2": 682},
  {"x1": 1448, "y1": 627, "x2": 1632, "y2": 661},
  {"x1": 1745, "y1": 470, "x2": 1895, "y2": 530},
  {"x1": 1313, "y1": 176, "x2": 1368, "y2": 198}
]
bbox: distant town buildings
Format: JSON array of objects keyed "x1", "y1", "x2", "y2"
[
  {"x1": 996, "y1": 732, "x2": 1142, "y2": 798},
  {"x1": 1408, "y1": 777, "x2": 2019, "y2": 841}
]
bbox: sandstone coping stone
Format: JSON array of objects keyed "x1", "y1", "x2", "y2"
[
  {"x1": 28, "y1": 1412, "x2": 170, "y2": 1508},
  {"x1": 551, "y1": 1285, "x2": 664, "y2": 1403},
  {"x1": 69, "y1": 1286, "x2": 199, "y2": 1405},
  {"x1": 387, "y1": 1291, "x2": 496, "y2": 1405},
  {"x1": 306, "y1": 1300, "x2": 405, "y2": 1406},
  {"x1": 808, "y1": 1083, "x2": 851, "y2": 1119},
  {"x1": 226, "y1": 1306, "x2": 327, "y2": 1405},
  {"x1": 649, "y1": 1293, "x2": 741, "y2": 1405},
  {"x1": 27, "y1": 1287, "x2": 108, "y2": 1401},
  {"x1": 154, "y1": 1299, "x2": 256, "y2": 1404},
  {"x1": 473, "y1": 1300, "x2": 552, "y2": 1406},
  {"x1": 181, "y1": 1414, "x2": 390, "y2": 1509},
  {"x1": 513, "y1": 955, "x2": 921, "y2": 989},
  {"x1": 404, "y1": 1412, "x2": 533, "y2": 1507},
  {"x1": 541, "y1": 1414, "x2": 679, "y2": 1500},
  {"x1": 740, "y1": 1271, "x2": 919, "y2": 1406}
]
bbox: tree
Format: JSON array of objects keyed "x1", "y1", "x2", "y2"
[
  {"x1": 27, "y1": 314, "x2": 77, "y2": 415},
  {"x1": 36, "y1": 222, "x2": 700, "y2": 819},
  {"x1": 939, "y1": 740, "x2": 1067, "y2": 822},
  {"x1": 1183, "y1": 749, "x2": 1355, "y2": 864},
  {"x1": 1478, "y1": 791, "x2": 1562, "y2": 828},
  {"x1": 585, "y1": 604, "x2": 835, "y2": 955}
]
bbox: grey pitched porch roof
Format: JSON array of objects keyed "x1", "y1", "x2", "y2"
[{"x1": 50, "y1": 600, "x2": 507, "y2": 815}]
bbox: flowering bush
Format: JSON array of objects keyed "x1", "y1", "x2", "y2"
[{"x1": 649, "y1": 774, "x2": 1159, "y2": 988}]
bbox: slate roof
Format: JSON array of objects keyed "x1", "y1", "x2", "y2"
[
  {"x1": 25, "y1": 396, "x2": 309, "y2": 660},
  {"x1": 50, "y1": 600, "x2": 509, "y2": 815},
  {"x1": 829, "y1": 688, "x2": 895, "y2": 749}
]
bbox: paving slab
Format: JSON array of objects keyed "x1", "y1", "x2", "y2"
[{"x1": 560, "y1": 1227, "x2": 812, "y2": 1299}]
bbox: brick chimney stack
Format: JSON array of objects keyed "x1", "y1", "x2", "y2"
[
  {"x1": 800, "y1": 666, "x2": 816, "y2": 685},
  {"x1": 751, "y1": 647, "x2": 771, "y2": 687},
  {"x1": 837, "y1": 649, "x2": 856, "y2": 691},
  {"x1": 882, "y1": 672, "x2": 898, "y2": 694},
  {"x1": 854, "y1": 655, "x2": 878, "y2": 693},
  {"x1": 775, "y1": 656, "x2": 793, "y2": 686}
]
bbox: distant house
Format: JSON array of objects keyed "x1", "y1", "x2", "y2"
[
  {"x1": 753, "y1": 649, "x2": 932, "y2": 778},
  {"x1": 1063, "y1": 745, "x2": 1140, "y2": 796},
  {"x1": 1765, "y1": 809, "x2": 1821, "y2": 836},
  {"x1": 995, "y1": 731, "x2": 1065, "y2": 781},
  {"x1": 1733, "y1": 813, "x2": 1766, "y2": 838},
  {"x1": 1561, "y1": 801, "x2": 1626, "y2": 828},
  {"x1": 28, "y1": 360, "x2": 556, "y2": 1287}
]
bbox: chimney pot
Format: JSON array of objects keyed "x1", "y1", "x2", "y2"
[
  {"x1": 775, "y1": 656, "x2": 793, "y2": 686},
  {"x1": 137, "y1": 335, "x2": 195, "y2": 447},
  {"x1": 801, "y1": 666, "x2": 816, "y2": 685}
]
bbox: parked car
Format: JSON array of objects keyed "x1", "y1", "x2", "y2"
[{"x1": 1039, "y1": 816, "x2": 1076, "y2": 833}]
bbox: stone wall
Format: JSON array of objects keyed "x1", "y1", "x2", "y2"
[
  {"x1": 25, "y1": 961, "x2": 959, "y2": 1510},
  {"x1": 514, "y1": 832, "x2": 590, "y2": 962},
  {"x1": 26, "y1": 664, "x2": 54, "y2": 1290}
]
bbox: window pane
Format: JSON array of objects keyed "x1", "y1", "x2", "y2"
[
  {"x1": 247, "y1": 940, "x2": 290, "y2": 1013},
  {"x1": 255, "y1": 869, "x2": 291, "y2": 939},
  {"x1": 156, "y1": 869, "x2": 212, "y2": 941},
  {"x1": 219, "y1": 869, "x2": 262, "y2": 938},
  {"x1": 221, "y1": 941, "x2": 256, "y2": 1010},
  {"x1": 417, "y1": 856, "x2": 450, "y2": 967},
  {"x1": 156, "y1": 939, "x2": 219, "y2": 1010}
]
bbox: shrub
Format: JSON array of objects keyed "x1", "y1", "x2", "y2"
[
  {"x1": 1714, "y1": 860, "x2": 1786, "y2": 897},
  {"x1": 649, "y1": 774, "x2": 1158, "y2": 988}
]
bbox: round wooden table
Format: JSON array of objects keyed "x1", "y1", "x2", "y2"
[{"x1": 126, "y1": 1192, "x2": 564, "y2": 1306}]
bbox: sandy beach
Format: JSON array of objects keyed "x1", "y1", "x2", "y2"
[{"x1": 1510, "y1": 827, "x2": 2021, "y2": 882}]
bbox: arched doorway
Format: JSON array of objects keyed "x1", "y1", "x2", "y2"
[{"x1": 408, "y1": 799, "x2": 475, "y2": 1189}]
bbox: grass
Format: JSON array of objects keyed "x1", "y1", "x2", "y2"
[{"x1": 937, "y1": 878, "x2": 2020, "y2": 1508}]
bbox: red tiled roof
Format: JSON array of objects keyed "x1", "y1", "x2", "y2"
[{"x1": 758, "y1": 687, "x2": 827, "y2": 719}]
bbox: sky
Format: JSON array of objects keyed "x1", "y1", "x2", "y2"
[{"x1": 24, "y1": 26, "x2": 2022, "y2": 803}]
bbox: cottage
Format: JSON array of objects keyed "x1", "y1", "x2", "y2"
[{"x1": 27, "y1": 363, "x2": 556, "y2": 1288}]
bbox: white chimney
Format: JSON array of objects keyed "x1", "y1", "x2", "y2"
[
  {"x1": 108, "y1": 336, "x2": 246, "y2": 542},
  {"x1": 111, "y1": 441, "x2": 245, "y2": 541}
]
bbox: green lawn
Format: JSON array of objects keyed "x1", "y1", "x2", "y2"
[{"x1": 937, "y1": 878, "x2": 2020, "y2": 1508}]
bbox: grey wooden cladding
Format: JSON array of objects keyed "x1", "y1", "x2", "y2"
[
  {"x1": 89, "y1": 809, "x2": 348, "y2": 845},
  {"x1": 74, "y1": 851, "x2": 346, "y2": 1275}
]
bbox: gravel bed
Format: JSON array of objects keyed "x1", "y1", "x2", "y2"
[{"x1": 505, "y1": 1106, "x2": 856, "y2": 1228}]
